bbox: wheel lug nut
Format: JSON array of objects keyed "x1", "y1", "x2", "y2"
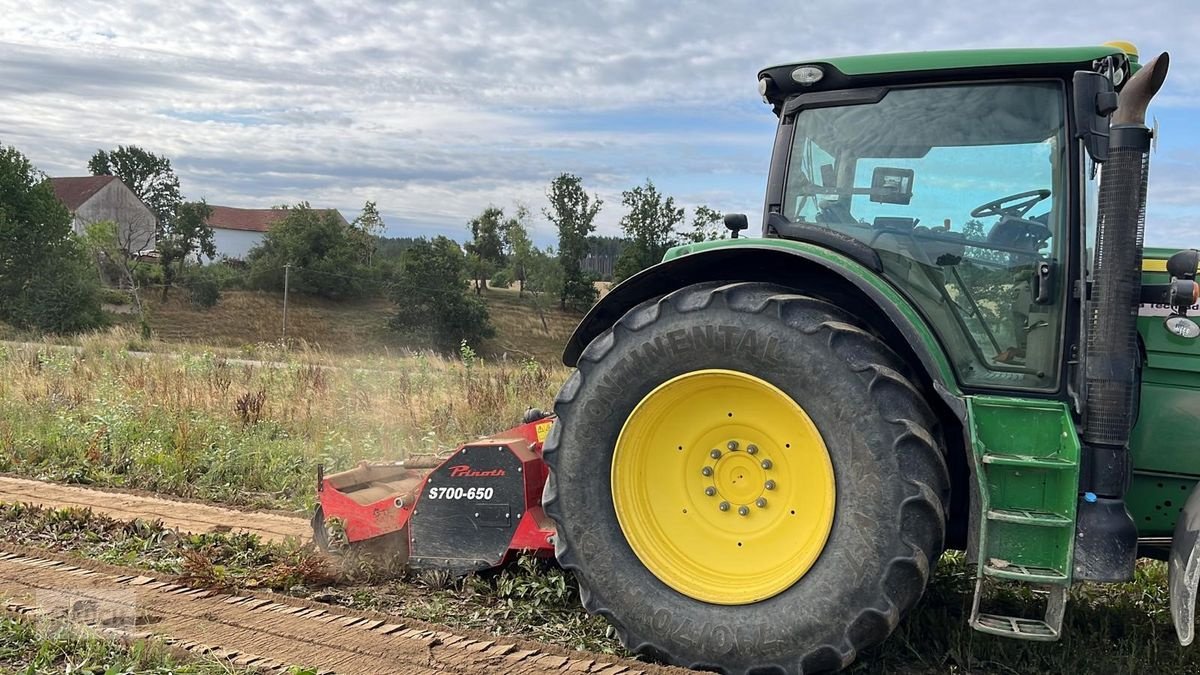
[
  {"x1": 726, "y1": 440, "x2": 739, "y2": 451},
  {"x1": 764, "y1": 480, "x2": 776, "y2": 491},
  {"x1": 756, "y1": 497, "x2": 767, "y2": 508},
  {"x1": 761, "y1": 459, "x2": 773, "y2": 470},
  {"x1": 704, "y1": 486, "x2": 716, "y2": 497},
  {"x1": 719, "y1": 501, "x2": 730, "y2": 512},
  {"x1": 738, "y1": 505, "x2": 750, "y2": 516},
  {"x1": 746, "y1": 444, "x2": 758, "y2": 455},
  {"x1": 710, "y1": 449, "x2": 722, "y2": 460},
  {"x1": 701, "y1": 466, "x2": 713, "y2": 477}
]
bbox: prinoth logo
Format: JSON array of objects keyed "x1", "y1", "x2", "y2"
[{"x1": 448, "y1": 465, "x2": 506, "y2": 478}]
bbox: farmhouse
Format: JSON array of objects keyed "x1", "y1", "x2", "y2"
[
  {"x1": 208, "y1": 206, "x2": 348, "y2": 260},
  {"x1": 49, "y1": 176, "x2": 157, "y2": 254}
]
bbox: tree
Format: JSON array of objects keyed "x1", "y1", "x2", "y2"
[
  {"x1": 158, "y1": 200, "x2": 215, "y2": 298},
  {"x1": 524, "y1": 247, "x2": 564, "y2": 332},
  {"x1": 686, "y1": 204, "x2": 725, "y2": 243},
  {"x1": 501, "y1": 205, "x2": 534, "y2": 296},
  {"x1": 613, "y1": 179, "x2": 684, "y2": 282},
  {"x1": 88, "y1": 146, "x2": 182, "y2": 226},
  {"x1": 246, "y1": 204, "x2": 369, "y2": 299},
  {"x1": 84, "y1": 220, "x2": 150, "y2": 318},
  {"x1": 389, "y1": 236, "x2": 494, "y2": 352},
  {"x1": 375, "y1": 236, "x2": 423, "y2": 261},
  {"x1": 351, "y1": 200, "x2": 385, "y2": 265},
  {"x1": 465, "y1": 206, "x2": 507, "y2": 293},
  {"x1": 544, "y1": 173, "x2": 602, "y2": 311},
  {"x1": 0, "y1": 143, "x2": 104, "y2": 333}
]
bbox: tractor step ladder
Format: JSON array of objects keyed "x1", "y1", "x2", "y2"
[{"x1": 967, "y1": 396, "x2": 1080, "y2": 641}]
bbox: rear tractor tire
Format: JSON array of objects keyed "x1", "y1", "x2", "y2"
[{"x1": 542, "y1": 282, "x2": 949, "y2": 674}]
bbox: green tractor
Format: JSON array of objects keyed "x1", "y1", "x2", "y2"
[{"x1": 542, "y1": 43, "x2": 1200, "y2": 673}]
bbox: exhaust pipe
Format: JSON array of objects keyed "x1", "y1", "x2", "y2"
[{"x1": 1075, "y1": 52, "x2": 1170, "y2": 582}]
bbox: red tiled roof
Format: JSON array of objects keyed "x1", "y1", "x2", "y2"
[
  {"x1": 207, "y1": 206, "x2": 346, "y2": 232},
  {"x1": 207, "y1": 206, "x2": 287, "y2": 232},
  {"x1": 49, "y1": 176, "x2": 118, "y2": 211}
]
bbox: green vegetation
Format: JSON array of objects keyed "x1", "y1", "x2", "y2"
[
  {"x1": 0, "y1": 616, "x2": 251, "y2": 674},
  {"x1": 0, "y1": 143, "x2": 105, "y2": 334},
  {"x1": 0, "y1": 339, "x2": 563, "y2": 510},
  {"x1": 158, "y1": 200, "x2": 217, "y2": 297},
  {"x1": 390, "y1": 236, "x2": 495, "y2": 352},
  {"x1": 613, "y1": 179, "x2": 724, "y2": 281},
  {"x1": 544, "y1": 173, "x2": 602, "y2": 311},
  {"x1": 464, "y1": 206, "x2": 508, "y2": 293},
  {"x1": 248, "y1": 204, "x2": 378, "y2": 299},
  {"x1": 613, "y1": 178, "x2": 684, "y2": 282},
  {"x1": 0, "y1": 503, "x2": 329, "y2": 590}
]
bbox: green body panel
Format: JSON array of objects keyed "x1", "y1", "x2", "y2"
[
  {"x1": 663, "y1": 237, "x2": 959, "y2": 388},
  {"x1": 764, "y1": 46, "x2": 1122, "y2": 77},
  {"x1": 1128, "y1": 248, "x2": 1200, "y2": 536}
]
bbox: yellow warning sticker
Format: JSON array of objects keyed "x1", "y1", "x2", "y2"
[{"x1": 536, "y1": 421, "x2": 553, "y2": 443}]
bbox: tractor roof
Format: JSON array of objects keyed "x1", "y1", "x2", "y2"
[{"x1": 759, "y1": 45, "x2": 1129, "y2": 109}]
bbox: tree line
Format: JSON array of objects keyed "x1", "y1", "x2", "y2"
[{"x1": 0, "y1": 139, "x2": 731, "y2": 354}]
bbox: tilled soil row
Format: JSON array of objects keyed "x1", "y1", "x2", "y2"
[
  {"x1": 0, "y1": 545, "x2": 672, "y2": 675},
  {"x1": 0, "y1": 476, "x2": 309, "y2": 543}
]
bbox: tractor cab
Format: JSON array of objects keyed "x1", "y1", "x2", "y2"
[
  {"x1": 754, "y1": 48, "x2": 1145, "y2": 398},
  {"x1": 771, "y1": 80, "x2": 1068, "y2": 391}
]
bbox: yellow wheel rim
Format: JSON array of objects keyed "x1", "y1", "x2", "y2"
[{"x1": 611, "y1": 369, "x2": 835, "y2": 605}]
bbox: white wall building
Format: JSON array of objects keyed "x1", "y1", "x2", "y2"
[{"x1": 207, "y1": 206, "x2": 347, "y2": 261}]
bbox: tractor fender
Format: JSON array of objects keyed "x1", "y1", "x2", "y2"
[
  {"x1": 564, "y1": 241, "x2": 964, "y2": 418},
  {"x1": 1170, "y1": 482, "x2": 1200, "y2": 644}
]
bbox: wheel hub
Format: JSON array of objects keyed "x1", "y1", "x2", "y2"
[
  {"x1": 708, "y1": 442, "x2": 771, "y2": 509},
  {"x1": 611, "y1": 369, "x2": 836, "y2": 605}
]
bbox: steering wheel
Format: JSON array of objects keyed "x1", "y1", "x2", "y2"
[{"x1": 970, "y1": 189, "x2": 1051, "y2": 219}]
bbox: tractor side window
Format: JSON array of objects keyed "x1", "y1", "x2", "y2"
[
  {"x1": 782, "y1": 82, "x2": 1069, "y2": 392},
  {"x1": 784, "y1": 141, "x2": 837, "y2": 224}
]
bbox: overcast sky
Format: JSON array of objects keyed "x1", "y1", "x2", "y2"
[{"x1": 2, "y1": 1, "x2": 1198, "y2": 247}]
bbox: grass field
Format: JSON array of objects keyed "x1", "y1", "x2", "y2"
[
  {"x1": 4, "y1": 335, "x2": 1200, "y2": 673},
  {"x1": 0, "y1": 337, "x2": 566, "y2": 510},
  {"x1": 135, "y1": 286, "x2": 583, "y2": 364}
]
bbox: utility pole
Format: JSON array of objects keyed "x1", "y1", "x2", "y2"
[{"x1": 282, "y1": 263, "x2": 290, "y2": 343}]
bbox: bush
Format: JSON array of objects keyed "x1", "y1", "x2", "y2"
[
  {"x1": 98, "y1": 287, "x2": 131, "y2": 306},
  {"x1": 246, "y1": 205, "x2": 373, "y2": 299},
  {"x1": 132, "y1": 261, "x2": 164, "y2": 288},
  {"x1": 390, "y1": 237, "x2": 494, "y2": 352},
  {"x1": 181, "y1": 266, "x2": 221, "y2": 309},
  {"x1": 206, "y1": 261, "x2": 250, "y2": 290},
  {"x1": 490, "y1": 268, "x2": 514, "y2": 289},
  {"x1": 8, "y1": 239, "x2": 107, "y2": 333}
]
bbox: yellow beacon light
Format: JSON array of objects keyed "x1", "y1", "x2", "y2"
[{"x1": 1104, "y1": 40, "x2": 1139, "y2": 60}]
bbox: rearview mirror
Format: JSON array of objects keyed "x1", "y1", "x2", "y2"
[
  {"x1": 870, "y1": 167, "x2": 914, "y2": 205},
  {"x1": 1073, "y1": 71, "x2": 1119, "y2": 163},
  {"x1": 723, "y1": 213, "x2": 749, "y2": 238}
]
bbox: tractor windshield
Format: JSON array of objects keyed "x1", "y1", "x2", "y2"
[{"x1": 782, "y1": 82, "x2": 1068, "y2": 391}]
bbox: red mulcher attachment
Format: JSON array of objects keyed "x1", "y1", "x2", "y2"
[{"x1": 313, "y1": 414, "x2": 557, "y2": 575}]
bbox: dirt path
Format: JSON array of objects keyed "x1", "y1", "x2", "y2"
[
  {"x1": 0, "y1": 476, "x2": 309, "y2": 544},
  {"x1": 0, "y1": 545, "x2": 674, "y2": 674}
]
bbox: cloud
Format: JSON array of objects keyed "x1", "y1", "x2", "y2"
[{"x1": 1, "y1": 0, "x2": 1198, "y2": 247}]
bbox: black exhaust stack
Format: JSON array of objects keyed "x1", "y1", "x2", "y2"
[{"x1": 1075, "y1": 53, "x2": 1170, "y2": 582}]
